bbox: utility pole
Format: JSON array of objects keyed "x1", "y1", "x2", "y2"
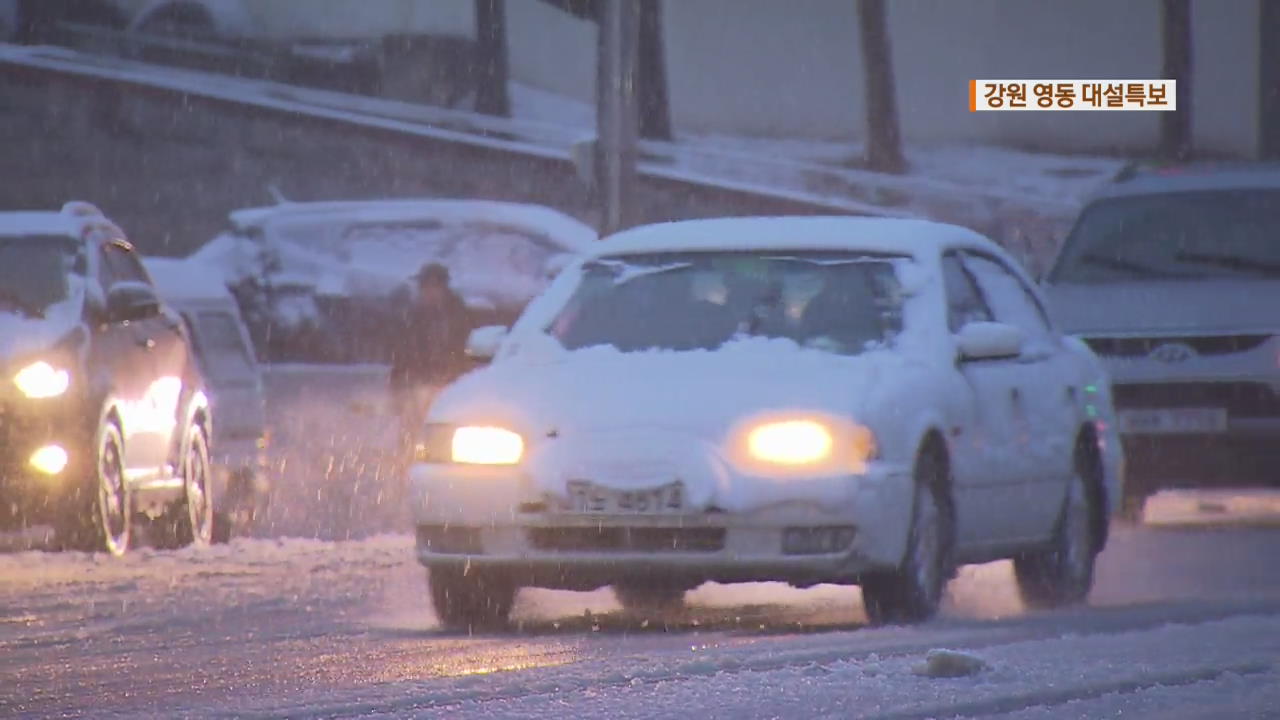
[
  {"x1": 1159, "y1": 0, "x2": 1192, "y2": 161},
  {"x1": 595, "y1": 0, "x2": 639, "y2": 236}
]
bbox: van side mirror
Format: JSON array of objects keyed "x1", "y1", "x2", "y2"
[
  {"x1": 466, "y1": 325, "x2": 509, "y2": 360},
  {"x1": 105, "y1": 283, "x2": 162, "y2": 324},
  {"x1": 955, "y1": 321, "x2": 1024, "y2": 361}
]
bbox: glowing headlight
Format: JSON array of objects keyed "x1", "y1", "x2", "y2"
[
  {"x1": 451, "y1": 426, "x2": 524, "y2": 465},
  {"x1": 732, "y1": 414, "x2": 877, "y2": 475},
  {"x1": 748, "y1": 420, "x2": 834, "y2": 465},
  {"x1": 14, "y1": 361, "x2": 70, "y2": 399}
]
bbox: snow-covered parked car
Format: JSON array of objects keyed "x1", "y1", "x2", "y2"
[
  {"x1": 408, "y1": 216, "x2": 1125, "y2": 630},
  {"x1": 190, "y1": 199, "x2": 595, "y2": 363},
  {"x1": 143, "y1": 256, "x2": 269, "y2": 540}
]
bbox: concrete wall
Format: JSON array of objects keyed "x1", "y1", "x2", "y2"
[
  {"x1": 101, "y1": 0, "x2": 1263, "y2": 156},
  {"x1": 663, "y1": 0, "x2": 862, "y2": 138}
]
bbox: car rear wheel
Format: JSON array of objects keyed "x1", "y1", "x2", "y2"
[
  {"x1": 428, "y1": 566, "x2": 516, "y2": 632},
  {"x1": 1015, "y1": 472, "x2": 1097, "y2": 609},
  {"x1": 155, "y1": 425, "x2": 214, "y2": 549},
  {"x1": 861, "y1": 448, "x2": 952, "y2": 626},
  {"x1": 613, "y1": 583, "x2": 687, "y2": 615},
  {"x1": 57, "y1": 422, "x2": 131, "y2": 556}
]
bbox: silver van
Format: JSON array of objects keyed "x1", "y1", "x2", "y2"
[
  {"x1": 144, "y1": 257, "x2": 269, "y2": 539},
  {"x1": 1042, "y1": 163, "x2": 1280, "y2": 520}
]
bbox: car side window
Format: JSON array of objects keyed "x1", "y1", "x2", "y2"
[
  {"x1": 941, "y1": 253, "x2": 993, "y2": 331},
  {"x1": 961, "y1": 253, "x2": 1056, "y2": 352},
  {"x1": 100, "y1": 242, "x2": 150, "y2": 289}
]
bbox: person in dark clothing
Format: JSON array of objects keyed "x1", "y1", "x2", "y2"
[{"x1": 389, "y1": 263, "x2": 472, "y2": 447}]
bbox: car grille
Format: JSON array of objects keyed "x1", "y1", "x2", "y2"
[
  {"x1": 1112, "y1": 382, "x2": 1280, "y2": 418},
  {"x1": 1084, "y1": 334, "x2": 1271, "y2": 358},
  {"x1": 527, "y1": 526, "x2": 726, "y2": 553}
]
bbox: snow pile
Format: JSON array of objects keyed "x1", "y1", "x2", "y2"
[{"x1": 913, "y1": 648, "x2": 989, "y2": 678}]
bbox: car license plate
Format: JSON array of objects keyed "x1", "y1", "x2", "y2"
[
  {"x1": 1117, "y1": 408, "x2": 1227, "y2": 435},
  {"x1": 563, "y1": 480, "x2": 685, "y2": 515}
]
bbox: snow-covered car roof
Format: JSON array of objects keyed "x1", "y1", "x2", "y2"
[
  {"x1": 142, "y1": 256, "x2": 237, "y2": 304},
  {"x1": 0, "y1": 212, "x2": 82, "y2": 238},
  {"x1": 227, "y1": 199, "x2": 597, "y2": 252},
  {"x1": 591, "y1": 216, "x2": 996, "y2": 260},
  {"x1": 1089, "y1": 163, "x2": 1280, "y2": 201},
  {"x1": 0, "y1": 202, "x2": 124, "y2": 240}
]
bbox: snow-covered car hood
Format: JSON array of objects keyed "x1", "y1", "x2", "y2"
[
  {"x1": 0, "y1": 294, "x2": 84, "y2": 362},
  {"x1": 1045, "y1": 280, "x2": 1280, "y2": 336},
  {"x1": 429, "y1": 339, "x2": 912, "y2": 511},
  {"x1": 437, "y1": 340, "x2": 901, "y2": 433}
]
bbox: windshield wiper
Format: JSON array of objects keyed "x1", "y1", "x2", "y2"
[
  {"x1": 1174, "y1": 252, "x2": 1280, "y2": 277},
  {"x1": 585, "y1": 259, "x2": 693, "y2": 285},
  {"x1": 0, "y1": 289, "x2": 43, "y2": 318},
  {"x1": 1076, "y1": 253, "x2": 1201, "y2": 279}
]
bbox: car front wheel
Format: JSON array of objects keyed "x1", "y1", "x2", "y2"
[
  {"x1": 1014, "y1": 472, "x2": 1097, "y2": 609},
  {"x1": 428, "y1": 566, "x2": 516, "y2": 632},
  {"x1": 57, "y1": 421, "x2": 131, "y2": 556},
  {"x1": 861, "y1": 448, "x2": 952, "y2": 626}
]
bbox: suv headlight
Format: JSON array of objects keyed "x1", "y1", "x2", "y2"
[
  {"x1": 14, "y1": 361, "x2": 70, "y2": 399},
  {"x1": 416, "y1": 424, "x2": 524, "y2": 465}
]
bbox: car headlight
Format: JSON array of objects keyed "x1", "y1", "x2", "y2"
[
  {"x1": 13, "y1": 361, "x2": 70, "y2": 399},
  {"x1": 417, "y1": 424, "x2": 524, "y2": 465},
  {"x1": 732, "y1": 414, "x2": 876, "y2": 475},
  {"x1": 748, "y1": 420, "x2": 834, "y2": 465}
]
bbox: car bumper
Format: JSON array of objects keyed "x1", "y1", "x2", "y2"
[
  {"x1": 407, "y1": 462, "x2": 915, "y2": 589},
  {"x1": 1121, "y1": 428, "x2": 1280, "y2": 487}
]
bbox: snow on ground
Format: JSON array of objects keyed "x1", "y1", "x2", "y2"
[{"x1": 376, "y1": 613, "x2": 1280, "y2": 720}]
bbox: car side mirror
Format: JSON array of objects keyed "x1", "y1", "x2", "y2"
[
  {"x1": 955, "y1": 321, "x2": 1024, "y2": 361},
  {"x1": 105, "y1": 282, "x2": 162, "y2": 324},
  {"x1": 466, "y1": 325, "x2": 509, "y2": 360}
]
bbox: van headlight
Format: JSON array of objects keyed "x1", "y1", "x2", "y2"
[
  {"x1": 14, "y1": 361, "x2": 70, "y2": 399},
  {"x1": 416, "y1": 424, "x2": 524, "y2": 465}
]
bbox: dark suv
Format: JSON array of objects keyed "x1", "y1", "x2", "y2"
[{"x1": 0, "y1": 202, "x2": 215, "y2": 555}]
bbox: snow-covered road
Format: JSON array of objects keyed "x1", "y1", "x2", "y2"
[
  {"x1": 5, "y1": 520, "x2": 1280, "y2": 718},
  {"x1": 4, "y1": 367, "x2": 1280, "y2": 719}
]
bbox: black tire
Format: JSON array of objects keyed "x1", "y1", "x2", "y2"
[
  {"x1": 613, "y1": 583, "x2": 687, "y2": 614},
  {"x1": 156, "y1": 425, "x2": 214, "y2": 549},
  {"x1": 176, "y1": 425, "x2": 214, "y2": 547},
  {"x1": 1015, "y1": 472, "x2": 1097, "y2": 609},
  {"x1": 1118, "y1": 481, "x2": 1149, "y2": 525},
  {"x1": 57, "y1": 421, "x2": 131, "y2": 556},
  {"x1": 428, "y1": 566, "x2": 516, "y2": 632},
  {"x1": 861, "y1": 447, "x2": 952, "y2": 626}
]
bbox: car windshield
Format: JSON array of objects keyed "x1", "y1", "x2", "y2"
[
  {"x1": 0, "y1": 236, "x2": 78, "y2": 318},
  {"x1": 546, "y1": 251, "x2": 906, "y2": 355},
  {"x1": 1050, "y1": 189, "x2": 1280, "y2": 283}
]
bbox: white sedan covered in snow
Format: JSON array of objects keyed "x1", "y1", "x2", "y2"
[{"x1": 408, "y1": 217, "x2": 1123, "y2": 629}]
